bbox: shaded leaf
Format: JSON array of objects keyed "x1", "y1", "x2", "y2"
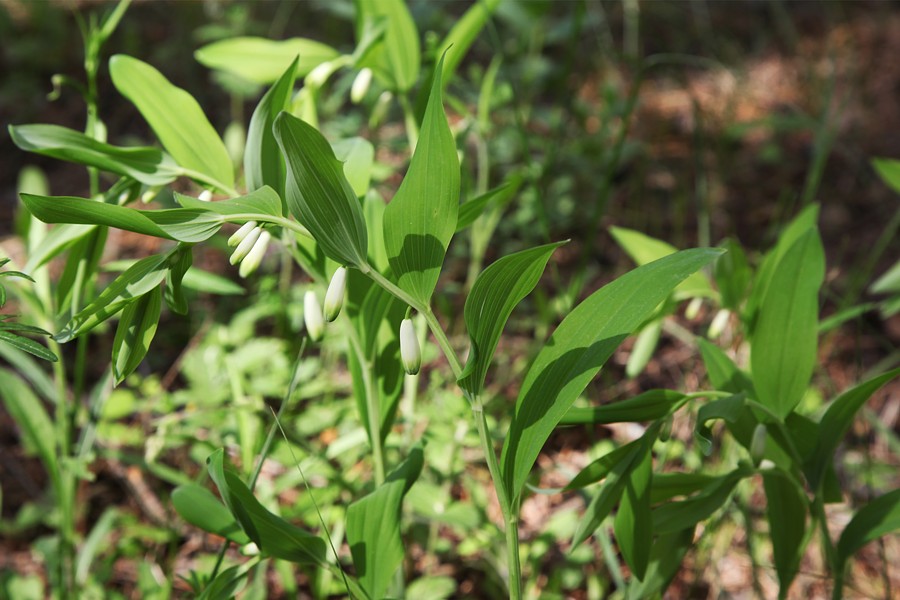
[
  {"x1": 614, "y1": 446, "x2": 653, "y2": 579},
  {"x1": 164, "y1": 245, "x2": 192, "y2": 315},
  {"x1": 436, "y1": 0, "x2": 502, "y2": 87},
  {"x1": 459, "y1": 242, "x2": 564, "y2": 396},
  {"x1": 763, "y1": 471, "x2": 807, "y2": 597},
  {"x1": 626, "y1": 527, "x2": 694, "y2": 600},
  {"x1": 652, "y1": 467, "x2": 751, "y2": 534},
  {"x1": 714, "y1": 238, "x2": 751, "y2": 311},
  {"x1": 872, "y1": 157, "x2": 900, "y2": 194},
  {"x1": 171, "y1": 484, "x2": 251, "y2": 545},
  {"x1": 0, "y1": 369, "x2": 59, "y2": 492},
  {"x1": 355, "y1": 0, "x2": 420, "y2": 92},
  {"x1": 836, "y1": 488, "x2": 900, "y2": 568},
  {"x1": 274, "y1": 112, "x2": 368, "y2": 268},
  {"x1": 560, "y1": 389, "x2": 685, "y2": 426},
  {"x1": 112, "y1": 287, "x2": 162, "y2": 385}
]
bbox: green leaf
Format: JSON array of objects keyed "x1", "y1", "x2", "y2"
[
  {"x1": 176, "y1": 186, "x2": 283, "y2": 219},
  {"x1": 207, "y1": 449, "x2": 326, "y2": 564},
  {"x1": 164, "y1": 245, "x2": 192, "y2": 315},
  {"x1": 0, "y1": 343, "x2": 57, "y2": 402},
  {"x1": 614, "y1": 446, "x2": 653, "y2": 579},
  {"x1": 565, "y1": 437, "x2": 646, "y2": 492},
  {"x1": 610, "y1": 226, "x2": 714, "y2": 299},
  {"x1": 20, "y1": 193, "x2": 223, "y2": 243},
  {"x1": 625, "y1": 528, "x2": 694, "y2": 600},
  {"x1": 501, "y1": 248, "x2": 722, "y2": 502},
  {"x1": 625, "y1": 317, "x2": 662, "y2": 378},
  {"x1": 197, "y1": 563, "x2": 252, "y2": 600},
  {"x1": 181, "y1": 268, "x2": 245, "y2": 296},
  {"x1": 111, "y1": 287, "x2": 161, "y2": 385},
  {"x1": 435, "y1": 0, "x2": 501, "y2": 88},
  {"x1": 696, "y1": 338, "x2": 755, "y2": 395},
  {"x1": 872, "y1": 157, "x2": 900, "y2": 194},
  {"x1": 332, "y1": 137, "x2": 375, "y2": 198},
  {"x1": 346, "y1": 445, "x2": 424, "y2": 600},
  {"x1": 355, "y1": 0, "x2": 420, "y2": 92},
  {"x1": 805, "y1": 367, "x2": 900, "y2": 491},
  {"x1": 0, "y1": 369, "x2": 59, "y2": 492},
  {"x1": 382, "y1": 54, "x2": 459, "y2": 305},
  {"x1": 571, "y1": 440, "x2": 644, "y2": 548},
  {"x1": 455, "y1": 182, "x2": 517, "y2": 232},
  {"x1": 273, "y1": 112, "x2": 368, "y2": 268},
  {"x1": 171, "y1": 484, "x2": 251, "y2": 545},
  {"x1": 560, "y1": 389, "x2": 686, "y2": 426},
  {"x1": 9, "y1": 124, "x2": 179, "y2": 186},
  {"x1": 763, "y1": 471, "x2": 807, "y2": 597},
  {"x1": 652, "y1": 467, "x2": 751, "y2": 534},
  {"x1": 714, "y1": 238, "x2": 751, "y2": 311},
  {"x1": 836, "y1": 488, "x2": 900, "y2": 569},
  {"x1": 109, "y1": 54, "x2": 234, "y2": 191},
  {"x1": 459, "y1": 242, "x2": 564, "y2": 396},
  {"x1": 56, "y1": 252, "x2": 171, "y2": 342},
  {"x1": 751, "y1": 228, "x2": 824, "y2": 419},
  {"x1": 694, "y1": 393, "x2": 747, "y2": 455},
  {"x1": 195, "y1": 37, "x2": 339, "y2": 85},
  {"x1": 23, "y1": 223, "x2": 95, "y2": 273},
  {"x1": 0, "y1": 330, "x2": 57, "y2": 363},
  {"x1": 649, "y1": 473, "x2": 719, "y2": 504},
  {"x1": 870, "y1": 258, "x2": 900, "y2": 294},
  {"x1": 245, "y1": 58, "x2": 297, "y2": 203}
]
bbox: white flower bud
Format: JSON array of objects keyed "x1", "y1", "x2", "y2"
[
  {"x1": 228, "y1": 221, "x2": 258, "y2": 247},
  {"x1": 304, "y1": 290, "x2": 325, "y2": 342},
  {"x1": 239, "y1": 230, "x2": 270, "y2": 278},
  {"x1": 323, "y1": 267, "x2": 347, "y2": 322},
  {"x1": 750, "y1": 423, "x2": 767, "y2": 466},
  {"x1": 198, "y1": 189, "x2": 213, "y2": 202},
  {"x1": 351, "y1": 67, "x2": 373, "y2": 104},
  {"x1": 141, "y1": 188, "x2": 159, "y2": 204},
  {"x1": 685, "y1": 297, "x2": 703, "y2": 320},
  {"x1": 707, "y1": 308, "x2": 730, "y2": 339},
  {"x1": 306, "y1": 61, "x2": 334, "y2": 89},
  {"x1": 229, "y1": 226, "x2": 262, "y2": 265},
  {"x1": 400, "y1": 318, "x2": 420, "y2": 375}
]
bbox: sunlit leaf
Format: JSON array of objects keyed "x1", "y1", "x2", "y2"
[
  {"x1": 195, "y1": 37, "x2": 339, "y2": 85},
  {"x1": 355, "y1": 0, "x2": 420, "y2": 92},
  {"x1": 112, "y1": 286, "x2": 161, "y2": 385},
  {"x1": 172, "y1": 484, "x2": 251, "y2": 545},
  {"x1": 435, "y1": 0, "x2": 502, "y2": 87}
]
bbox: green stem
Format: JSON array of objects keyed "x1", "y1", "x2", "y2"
[{"x1": 398, "y1": 93, "x2": 419, "y2": 151}]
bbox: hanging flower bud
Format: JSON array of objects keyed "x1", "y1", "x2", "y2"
[
  {"x1": 198, "y1": 189, "x2": 213, "y2": 202},
  {"x1": 306, "y1": 61, "x2": 334, "y2": 89},
  {"x1": 239, "y1": 230, "x2": 271, "y2": 278},
  {"x1": 228, "y1": 221, "x2": 258, "y2": 247},
  {"x1": 323, "y1": 267, "x2": 347, "y2": 322},
  {"x1": 707, "y1": 308, "x2": 730, "y2": 339},
  {"x1": 351, "y1": 68, "x2": 373, "y2": 104},
  {"x1": 400, "y1": 318, "x2": 420, "y2": 375},
  {"x1": 304, "y1": 290, "x2": 325, "y2": 342},
  {"x1": 229, "y1": 225, "x2": 262, "y2": 265},
  {"x1": 750, "y1": 423, "x2": 767, "y2": 466}
]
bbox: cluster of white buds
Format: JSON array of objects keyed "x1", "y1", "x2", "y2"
[
  {"x1": 227, "y1": 221, "x2": 271, "y2": 278},
  {"x1": 399, "y1": 318, "x2": 421, "y2": 375}
]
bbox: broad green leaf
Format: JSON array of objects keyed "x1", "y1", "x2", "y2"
[
  {"x1": 164, "y1": 245, "x2": 192, "y2": 315},
  {"x1": 805, "y1": 367, "x2": 900, "y2": 491},
  {"x1": 112, "y1": 287, "x2": 161, "y2": 385},
  {"x1": 456, "y1": 182, "x2": 517, "y2": 232},
  {"x1": 745, "y1": 204, "x2": 819, "y2": 335},
  {"x1": 571, "y1": 441, "x2": 644, "y2": 548},
  {"x1": 9, "y1": 124, "x2": 179, "y2": 186},
  {"x1": 649, "y1": 473, "x2": 719, "y2": 504},
  {"x1": 652, "y1": 466, "x2": 751, "y2": 534},
  {"x1": 872, "y1": 157, "x2": 900, "y2": 194},
  {"x1": 501, "y1": 248, "x2": 722, "y2": 502},
  {"x1": 20, "y1": 193, "x2": 223, "y2": 243},
  {"x1": 56, "y1": 252, "x2": 171, "y2": 342},
  {"x1": 560, "y1": 389, "x2": 685, "y2": 426},
  {"x1": 836, "y1": 488, "x2": 900, "y2": 568},
  {"x1": 176, "y1": 186, "x2": 282, "y2": 220},
  {"x1": 382, "y1": 54, "x2": 459, "y2": 305},
  {"x1": 696, "y1": 338, "x2": 755, "y2": 395},
  {"x1": 171, "y1": 484, "x2": 251, "y2": 545},
  {"x1": 273, "y1": 112, "x2": 368, "y2": 267},
  {"x1": 626, "y1": 527, "x2": 694, "y2": 600},
  {"x1": 0, "y1": 344, "x2": 57, "y2": 402},
  {"x1": 332, "y1": 137, "x2": 375, "y2": 198},
  {"x1": 355, "y1": 0, "x2": 420, "y2": 92},
  {"x1": 109, "y1": 54, "x2": 234, "y2": 191},
  {"x1": 459, "y1": 242, "x2": 564, "y2": 396},
  {"x1": 0, "y1": 369, "x2": 59, "y2": 493},
  {"x1": 610, "y1": 226, "x2": 714, "y2": 299},
  {"x1": 694, "y1": 393, "x2": 746, "y2": 455},
  {"x1": 406, "y1": 575, "x2": 456, "y2": 600},
  {"x1": 436, "y1": 0, "x2": 502, "y2": 87},
  {"x1": 625, "y1": 317, "x2": 662, "y2": 378},
  {"x1": 245, "y1": 58, "x2": 298, "y2": 203},
  {"x1": 751, "y1": 228, "x2": 824, "y2": 419},
  {"x1": 195, "y1": 37, "x2": 339, "y2": 85},
  {"x1": 614, "y1": 446, "x2": 652, "y2": 579},
  {"x1": 0, "y1": 330, "x2": 57, "y2": 363},
  {"x1": 565, "y1": 438, "x2": 645, "y2": 492},
  {"x1": 197, "y1": 564, "x2": 252, "y2": 600},
  {"x1": 207, "y1": 449, "x2": 326, "y2": 564},
  {"x1": 714, "y1": 238, "x2": 752, "y2": 311},
  {"x1": 763, "y1": 471, "x2": 807, "y2": 597},
  {"x1": 346, "y1": 445, "x2": 424, "y2": 600}
]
